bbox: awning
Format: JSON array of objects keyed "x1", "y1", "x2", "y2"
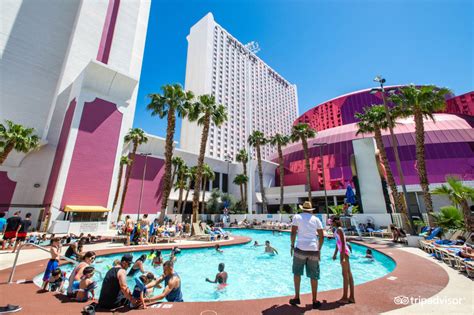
[{"x1": 64, "y1": 205, "x2": 111, "y2": 212}]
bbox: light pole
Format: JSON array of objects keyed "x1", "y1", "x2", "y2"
[
  {"x1": 224, "y1": 153, "x2": 232, "y2": 192},
  {"x1": 313, "y1": 142, "x2": 329, "y2": 216},
  {"x1": 137, "y1": 153, "x2": 152, "y2": 222},
  {"x1": 370, "y1": 76, "x2": 416, "y2": 233}
]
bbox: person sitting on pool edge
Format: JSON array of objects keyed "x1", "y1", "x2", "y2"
[
  {"x1": 145, "y1": 260, "x2": 183, "y2": 303},
  {"x1": 264, "y1": 240, "x2": 278, "y2": 255},
  {"x1": 98, "y1": 254, "x2": 134, "y2": 310},
  {"x1": 205, "y1": 263, "x2": 228, "y2": 286}
]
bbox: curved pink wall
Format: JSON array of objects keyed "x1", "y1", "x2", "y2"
[
  {"x1": 43, "y1": 99, "x2": 77, "y2": 212},
  {"x1": 61, "y1": 98, "x2": 122, "y2": 208},
  {"x1": 122, "y1": 155, "x2": 165, "y2": 214},
  {"x1": 0, "y1": 172, "x2": 16, "y2": 212}
]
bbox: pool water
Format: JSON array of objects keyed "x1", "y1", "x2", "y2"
[{"x1": 34, "y1": 229, "x2": 395, "y2": 302}]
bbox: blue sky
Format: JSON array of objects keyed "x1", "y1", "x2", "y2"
[{"x1": 134, "y1": 0, "x2": 473, "y2": 140}]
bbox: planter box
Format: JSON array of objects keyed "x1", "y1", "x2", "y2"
[{"x1": 407, "y1": 235, "x2": 424, "y2": 247}]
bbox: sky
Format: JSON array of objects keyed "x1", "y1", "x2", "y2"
[{"x1": 134, "y1": 0, "x2": 473, "y2": 140}]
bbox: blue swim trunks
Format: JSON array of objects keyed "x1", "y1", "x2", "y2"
[{"x1": 43, "y1": 259, "x2": 59, "y2": 281}]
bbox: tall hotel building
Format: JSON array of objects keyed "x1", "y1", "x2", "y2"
[{"x1": 180, "y1": 13, "x2": 298, "y2": 160}]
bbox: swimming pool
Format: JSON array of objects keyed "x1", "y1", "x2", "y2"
[{"x1": 34, "y1": 229, "x2": 395, "y2": 302}]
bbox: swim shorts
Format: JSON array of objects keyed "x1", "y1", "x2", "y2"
[
  {"x1": 42, "y1": 259, "x2": 59, "y2": 281},
  {"x1": 292, "y1": 247, "x2": 320, "y2": 280}
]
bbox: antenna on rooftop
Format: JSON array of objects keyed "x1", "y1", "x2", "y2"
[{"x1": 244, "y1": 41, "x2": 260, "y2": 54}]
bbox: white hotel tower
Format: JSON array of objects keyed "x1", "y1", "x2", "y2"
[{"x1": 180, "y1": 13, "x2": 298, "y2": 161}]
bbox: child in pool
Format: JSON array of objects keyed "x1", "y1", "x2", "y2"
[
  {"x1": 152, "y1": 250, "x2": 163, "y2": 267},
  {"x1": 365, "y1": 249, "x2": 374, "y2": 260},
  {"x1": 215, "y1": 244, "x2": 223, "y2": 253},
  {"x1": 130, "y1": 272, "x2": 156, "y2": 309},
  {"x1": 48, "y1": 268, "x2": 65, "y2": 292},
  {"x1": 75, "y1": 266, "x2": 97, "y2": 302}
]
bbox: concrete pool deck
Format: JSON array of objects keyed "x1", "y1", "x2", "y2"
[{"x1": 0, "y1": 233, "x2": 469, "y2": 314}]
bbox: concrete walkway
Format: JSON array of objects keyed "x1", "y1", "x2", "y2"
[{"x1": 382, "y1": 247, "x2": 473, "y2": 315}]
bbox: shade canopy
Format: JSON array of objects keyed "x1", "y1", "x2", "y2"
[{"x1": 64, "y1": 205, "x2": 111, "y2": 213}]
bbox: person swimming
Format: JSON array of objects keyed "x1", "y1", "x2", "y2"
[
  {"x1": 205, "y1": 263, "x2": 228, "y2": 288},
  {"x1": 264, "y1": 241, "x2": 278, "y2": 255},
  {"x1": 215, "y1": 244, "x2": 223, "y2": 253},
  {"x1": 365, "y1": 249, "x2": 374, "y2": 260},
  {"x1": 253, "y1": 241, "x2": 263, "y2": 247},
  {"x1": 128, "y1": 254, "x2": 147, "y2": 277},
  {"x1": 152, "y1": 251, "x2": 163, "y2": 267}
]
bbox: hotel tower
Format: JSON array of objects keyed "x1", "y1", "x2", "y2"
[{"x1": 180, "y1": 13, "x2": 298, "y2": 161}]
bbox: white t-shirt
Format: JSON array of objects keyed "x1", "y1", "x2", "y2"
[{"x1": 292, "y1": 212, "x2": 323, "y2": 251}]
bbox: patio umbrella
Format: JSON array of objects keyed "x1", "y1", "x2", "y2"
[{"x1": 345, "y1": 184, "x2": 356, "y2": 205}]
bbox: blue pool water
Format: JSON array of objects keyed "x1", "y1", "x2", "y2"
[{"x1": 34, "y1": 229, "x2": 395, "y2": 301}]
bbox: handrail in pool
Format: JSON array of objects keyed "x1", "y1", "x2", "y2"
[{"x1": 8, "y1": 242, "x2": 78, "y2": 284}]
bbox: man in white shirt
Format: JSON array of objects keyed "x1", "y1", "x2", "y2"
[{"x1": 290, "y1": 201, "x2": 324, "y2": 309}]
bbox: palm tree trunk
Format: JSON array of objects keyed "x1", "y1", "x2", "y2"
[
  {"x1": 0, "y1": 143, "x2": 14, "y2": 165},
  {"x1": 181, "y1": 187, "x2": 190, "y2": 215},
  {"x1": 461, "y1": 200, "x2": 471, "y2": 231},
  {"x1": 242, "y1": 161, "x2": 248, "y2": 209},
  {"x1": 414, "y1": 111, "x2": 435, "y2": 227},
  {"x1": 374, "y1": 128, "x2": 410, "y2": 231},
  {"x1": 112, "y1": 164, "x2": 124, "y2": 210},
  {"x1": 239, "y1": 183, "x2": 244, "y2": 205},
  {"x1": 301, "y1": 137, "x2": 312, "y2": 201},
  {"x1": 192, "y1": 114, "x2": 210, "y2": 223},
  {"x1": 256, "y1": 142, "x2": 267, "y2": 213},
  {"x1": 159, "y1": 110, "x2": 176, "y2": 223},
  {"x1": 177, "y1": 186, "x2": 184, "y2": 216},
  {"x1": 117, "y1": 145, "x2": 137, "y2": 221},
  {"x1": 278, "y1": 143, "x2": 285, "y2": 213},
  {"x1": 200, "y1": 176, "x2": 207, "y2": 214}
]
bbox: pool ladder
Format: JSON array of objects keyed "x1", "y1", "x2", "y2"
[{"x1": 8, "y1": 242, "x2": 77, "y2": 284}]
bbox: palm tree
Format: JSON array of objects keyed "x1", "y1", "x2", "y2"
[
  {"x1": 248, "y1": 130, "x2": 268, "y2": 213},
  {"x1": 236, "y1": 148, "x2": 249, "y2": 208},
  {"x1": 200, "y1": 163, "x2": 215, "y2": 213},
  {"x1": 112, "y1": 156, "x2": 132, "y2": 210},
  {"x1": 188, "y1": 94, "x2": 227, "y2": 223},
  {"x1": 171, "y1": 156, "x2": 185, "y2": 185},
  {"x1": 147, "y1": 84, "x2": 194, "y2": 222},
  {"x1": 181, "y1": 166, "x2": 197, "y2": 215},
  {"x1": 233, "y1": 174, "x2": 249, "y2": 206},
  {"x1": 173, "y1": 164, "x2": 188, "y2": 216},
  {"x1": 117, "y1": 128, "x2": 148, "y2": 221},
  {"x1": 355, "y1": 105, "x2": 412, "y2": 231},
  {"x1": 0, "y1": 120, "x2": 40, "y2": 164},
  {"x1": 390, "y1": 85, "x2": 451, "y2": 226},
  {"x1": 291, "y1": 123, "x2": 316, "y2": 201},
  {"x1": 269, "y1": 133, "x2": 290, "y2": 213},
  {"x1": 432, "y1": 176, "x2": 474, "y2": 231}
]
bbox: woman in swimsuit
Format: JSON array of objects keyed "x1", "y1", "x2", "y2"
[
  {"x1": 66, "y1": 251, "x2": 96, "y2": 297},
  {"x1": 128, "y1": 254, "x2": 147, "y2": 277},
  {"x1": 331, "y1": 216, "x2": 355, "y2": 304}
]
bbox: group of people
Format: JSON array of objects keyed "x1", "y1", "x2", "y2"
[
  {"x1": 0, "y1": 211, "x2": 32, "y2": 252},
  {"x1": 39, "y1": 239, "x2": 185, "y2": 311}
]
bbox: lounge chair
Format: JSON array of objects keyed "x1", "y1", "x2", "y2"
[
  {"x1": 191, "y1": 223, "x2": 212, "y2": 241},
  {"x1": 370, "y1": 225, "x2": 392, "y2": 238}
]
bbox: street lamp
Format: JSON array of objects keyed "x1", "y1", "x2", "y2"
[
  {"x1": 224, "y1": 153, "x2": 232, "y2": 192},
  {"x1": 137, "y1": 153, "x2": 152, "y2": 221},
  {"x1": 313, "y1": 142, "x2": 329, "y2": 216},
  {"x1": 370, "y1": 76, "x2": 416, "y2": 233}
]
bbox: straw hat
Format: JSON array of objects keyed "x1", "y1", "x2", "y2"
[{"x1": 298, "y1": 201, "x2": 315, "y2": 211}]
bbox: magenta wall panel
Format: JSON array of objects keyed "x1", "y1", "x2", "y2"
[
  {"x1": 43, "y1": 99, "x2": 77, "y2": 211},
  {"x1": 96, "y1": 0, "x2": 120, "y2": 64},
  {"x1": 61, "y1": 98, "x2": 123, "y2": 208},
  {"x1": 0, "y1": 172, "x2": 17, "y2": 212},
  {"x1": 122, "y1": 155, "x2": 165, "y2": 214}
]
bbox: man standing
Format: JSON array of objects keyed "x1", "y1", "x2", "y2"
[
  {"x1": 2, "y1": 212, "x2": 22, "y2": 250},
  {"x1": 290, "y1": 201, "x2": 324, "y2": 309},
  {"x1": 12, "y1": 212, "x2": 32, "y2": 253},
  {"x1": 98, "y1": 254, "x2": 134, "y2": 310}
]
